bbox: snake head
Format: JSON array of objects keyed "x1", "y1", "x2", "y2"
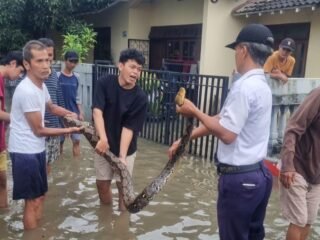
[{"x1": 175, "y1": 87, "x2": 186, "y2": 106}]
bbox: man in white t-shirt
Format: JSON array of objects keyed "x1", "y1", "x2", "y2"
[
  {"x1": 168, "y1": 24, "x2": 274, "y2": 240},
  {"x1": 8, "y1": 40, "x2": 82, "y2": 230}
]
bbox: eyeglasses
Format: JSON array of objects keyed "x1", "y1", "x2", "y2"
[{"x1": 68, "y1": 59, "x2": 78, "y2": 64}]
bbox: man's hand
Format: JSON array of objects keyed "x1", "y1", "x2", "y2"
[
  {"x1": 280, "y1": 171, "x2": 296, "y2": 189},
  {"x1": 168, "y1": 138, "x2": 181, "y2": 160},
  {"x1": 118, "y1": 156, "x2": 128, "y2": 166},
  {"x1": 95, "y1": 138, "x2": 109, "y2": 156},
  {"x1": 271, "y1": 69, "x2": 288, "y2": 84},
  {"x1": 68, "y1": 126, "x2": 84, "y2": 133},
  {"x1": 176, "y1": 99, "x2": 197, "y2": 118}
]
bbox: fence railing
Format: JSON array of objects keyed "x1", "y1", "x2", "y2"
[
  {"x1": 267, "y1": 77, "x2": 320, "y2": 157},
  {"x1": 93, "y1": 65, "x2": 229, "y2": 160}
]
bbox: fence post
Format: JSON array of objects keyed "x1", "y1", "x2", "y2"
[{"x1": 220, "y1": 77, "x2": 229, "y2": 108}]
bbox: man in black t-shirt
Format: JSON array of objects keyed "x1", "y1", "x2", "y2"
[{"x1": 92, "y1": 49, "x2": 147, "y2": 211}]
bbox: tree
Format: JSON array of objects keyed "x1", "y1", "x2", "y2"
[
  {"x1": 0, "y1": 0, "x2": 28, "y2": 55},
  {"x1": 62, "y1": 22, "x2": 97, "y2": 62},
  {"x1": 0, "y1": 0, "x2": 114, "y2": 55}
]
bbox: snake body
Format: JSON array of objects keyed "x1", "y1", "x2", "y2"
[{"x1": 63, "y1": 87, "x2": 193, "y2": 213}]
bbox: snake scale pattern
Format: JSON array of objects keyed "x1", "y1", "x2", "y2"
[{"x1": 63, "y1": 87, "x2": 193, "y2": 213}]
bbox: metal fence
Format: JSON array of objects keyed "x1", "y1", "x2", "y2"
[{"x1": 93, "y1": 64, "x2": 229, "y2": 161}]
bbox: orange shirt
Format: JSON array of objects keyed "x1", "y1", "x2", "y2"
[{"x1": 264, "y1": 50, "x2": 296, "y2": 76}]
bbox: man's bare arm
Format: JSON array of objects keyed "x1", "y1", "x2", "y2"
[{"x1": 25, "y1": 111, "x2": 81, "y2": 137}]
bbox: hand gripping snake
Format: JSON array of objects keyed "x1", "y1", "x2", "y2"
[{"x1": 63, "y1": 87, "x2": 193, "y2": 213}]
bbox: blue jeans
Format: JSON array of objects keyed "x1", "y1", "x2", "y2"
[{"x1": 217, "y1": 165, "x2": 272, "y2": 240}]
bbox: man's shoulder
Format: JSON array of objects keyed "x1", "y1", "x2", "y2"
[
  {"x1": 73, "y1": 72, "x2": 80, "y2": 79},
  {"x1": 288, "y1": 55, "x2": 296, "y2": 65},
  {"x1": 15, "y1": 78, "x2": 34, "y2": 96},
  {"x1": 268, "y1": 50, "x2": 280, "y2": 60},
  {"x1": 240, "y1": 72, "x2": 270, "y2": 94}
]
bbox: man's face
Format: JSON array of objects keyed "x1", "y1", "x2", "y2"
[
  {"x1": 279, "y1": 47, "x2": 292, "y2": 59},
  {"x1": 24, "y1": 49, "x2": 50, "y2": 81},
  {"x1": 46, "y1": 47, "x2": 54, "y2": 64},
  {"x1": 7, "y1": 60, "x2": 25, "y2": 81},
  {"x1": 118, "y1": 59, "x2": 142, "y2": 88},
  {"x1": 234, "y1": 44, "x2": 247, "y2": 74},
  {"x1": 65, "y1": 58, "x2": 78, "y2": 71}
]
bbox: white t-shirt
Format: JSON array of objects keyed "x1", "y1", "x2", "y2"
[
  {"x1": 8, "y1": 77, "x2": 50, "y2": 153},
  {"x1": 217, "y1": 69, "x2": 272, "y2": 166}
]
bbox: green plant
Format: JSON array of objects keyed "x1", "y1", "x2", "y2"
[
  {"x1": 0, "y1": 0, "x2": 113, "y2": 55},
  {"x1": 62, "y1": 23, "x2": 97, "y2": 62},
  {"x1": 139, "y1": 72, "x2": 163, "y2": 116}
]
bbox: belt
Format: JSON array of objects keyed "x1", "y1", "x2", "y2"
[{"x1": 217, "y1": 161, "x2": 262, "y2": 175}]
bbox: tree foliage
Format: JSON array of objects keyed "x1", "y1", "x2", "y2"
[
  {"x1": 0, "y1": 0, "x2": 113, "y2": 55},
  {"x1": 62, "y1": 22, "x2": 97, "y2": 62}
]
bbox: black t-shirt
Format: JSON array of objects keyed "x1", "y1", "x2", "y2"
[{"x1": 92, "y1": 75, "x2": 148, "y2": 157}]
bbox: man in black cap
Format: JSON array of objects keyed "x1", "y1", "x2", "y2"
[
  {"x1": 168, "y1": 23, "x2": 274, "y2": 240},
  {"x1": 58, "y1": 51, "x2": 84, "y2": 157},
  {"x1": 264, "y1": 37, "x2": 296, "y2": 83}
]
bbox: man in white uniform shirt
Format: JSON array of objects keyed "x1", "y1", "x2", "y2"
[
  {"x1": 168, "y1": 24, "x2": 274, "y2": 240},
  {"x1": 8, "y1": 40, "x2": 81, "y2": 230}
]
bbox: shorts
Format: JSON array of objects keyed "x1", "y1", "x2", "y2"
[
  {"x1": 280, "y1": 173, "x2": 320, "y2": 227},
  {"x1": 0, "y1": 151, "x2": 7, "y2": 171},
  {"x1": 60, "y1": 133, "x2": 81, "y2": 143},
  {"x1": 45, "y1": 136, "x2": 60, "y2": 164},
  {"x1": 94, "y1": 151, "x2": 136, "y2": 182},
  {"x1": 10, "y1": 151, "x2": 48, "y2": 200}
]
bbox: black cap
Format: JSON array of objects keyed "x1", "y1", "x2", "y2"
[
  {"x1": 226, "y1": 24, "x2": 274, "y2": 49},
  {"x1": 280, "y1": 38, "x2": 295, "y2": 52},
  {"x1": 64, "y1": 51, "x2": 79, "y2": 61}
]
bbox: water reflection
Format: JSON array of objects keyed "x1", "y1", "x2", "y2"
[{"x1": 0, "y1": 138, "x2": 320, "y2": 239}]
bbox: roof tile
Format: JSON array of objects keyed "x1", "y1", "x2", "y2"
[{"x1": 233, "y1": 0, "x2": 320, "y2": 15}]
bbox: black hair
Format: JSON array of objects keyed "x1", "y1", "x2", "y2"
[
  {"x1": 23, "y1": 40, "x2": 46, "y2": 63},
  {"x1": 119, "y1": 48, "x2": 145, "y2": 65},
  {"x1": 38, "y1": 38, "x2": 55, "y2": 48},
  {"x1": 0, "y1": 50, "x2": 24, "y2": 67}
]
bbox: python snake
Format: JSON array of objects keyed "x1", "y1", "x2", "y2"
[{"x1": 63, "y1": 87, "x2": 193, "y2": 213}]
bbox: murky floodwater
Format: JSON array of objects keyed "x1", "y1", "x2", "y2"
[{"x1": 1, "y1": 137, "x2": 320, "y2": 240}]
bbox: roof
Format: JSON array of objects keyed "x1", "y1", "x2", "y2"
[
  {"x1": 73, "y1": 0, "x2": 126, "y2": 15},
  {"x1": 232, "y1": 0, "x2": 320, "y2": 16}
]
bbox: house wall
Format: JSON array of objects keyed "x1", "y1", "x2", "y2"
[
  {"x1": 83, "y1": 2, "x2": 129, "y2": 63},
  {"x1": 200, "y1": 0, "x2": 249, "y2": 76},
  {"x1": 252, "y1": 8, "x2": 320, "y2": 78},
  {"x1": 128, "y1": 0, "x2": 203, "y2": 39},
  {"x1": 82, "y1": 0, "x2": 204, "y2": 63}
]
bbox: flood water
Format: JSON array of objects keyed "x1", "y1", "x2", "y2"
[{"x1": 1, "y1": 137, "x2": 320, "y2": 240}]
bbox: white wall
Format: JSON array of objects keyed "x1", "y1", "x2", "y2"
[
  {"x1": 200, "y1": 0, "x2": 248, "y2": 76},
  {"x1": 83, "y1": 2, "x2": 129, "y2": 63}
]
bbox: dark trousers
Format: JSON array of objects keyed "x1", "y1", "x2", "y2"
[{"x1": 217, "y1": 165, "x2": 272, "y2": 240}]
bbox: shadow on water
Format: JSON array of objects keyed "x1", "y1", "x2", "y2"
[{"x1": 1, "y1": 137, "x2": 320, "y2": 239}]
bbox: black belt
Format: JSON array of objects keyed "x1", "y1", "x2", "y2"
[{"x1": 217, "y1": 161, "x2": 262, "y2": 175}]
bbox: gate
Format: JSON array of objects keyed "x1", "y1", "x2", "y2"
[{"x1": 93, "y1": 64, "x2": 229, "y2": 161}]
